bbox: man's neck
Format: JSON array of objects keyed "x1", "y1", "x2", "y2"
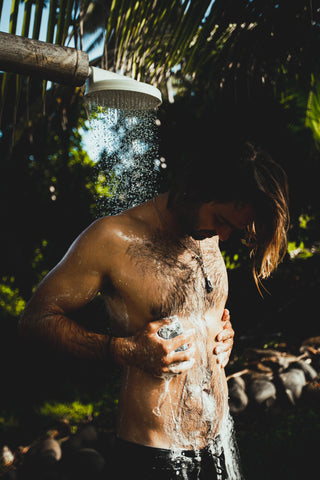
[{"x1": 154, "y1": 193, "x2": 188, "y2": 239}]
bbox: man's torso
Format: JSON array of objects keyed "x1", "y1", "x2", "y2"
[{"x1": 100, "y1": 202, "x2": 229, "y2": 449}]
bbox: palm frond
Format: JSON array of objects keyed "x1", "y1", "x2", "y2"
[
  {"x1": 32, "y1": 0, "x2": 46, "y2": 39},
  {"x1": 306, "y1": 74, "x2": 320, "y2": 145},
  {"x1": 21, "y1": 0, "x2": 33, "y2": 37},
  {"x1": 0, "y1": 0, "x2": 78, "y2": 142},
  {"x1": 47, "y1": 0, "x2": 59, "y2": 44},
  {"x1": 9, "y1": 0, "x2": 19, "y2": 33},
  {"x1": 87, "y1": 0, "x2": 213, "y2": 85}
]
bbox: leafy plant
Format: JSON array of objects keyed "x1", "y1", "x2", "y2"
[
  {"x1": 37, "y1": 400, "x2": 94, "y2": 425},
  {"x1": 0, "y1": 277, "x2": 25, "y2": 318}
]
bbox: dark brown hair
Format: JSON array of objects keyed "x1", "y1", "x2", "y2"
[{"x1": 168, "y1": 141, "x2": 289, "y2": 289}]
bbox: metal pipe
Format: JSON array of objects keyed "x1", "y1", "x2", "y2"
[{"x1": 0, "y1": 31, "x2": 89, "y2": 86}]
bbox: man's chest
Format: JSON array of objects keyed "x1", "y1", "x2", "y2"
[{"x1": 104, "y1": 233, "x2": 228, "y2": 334}]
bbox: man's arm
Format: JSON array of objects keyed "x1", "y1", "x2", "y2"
[
  {"x1": 18, "y1": 218, "x2": 197, "y2": 373},
  {"x1": 19, "y1": 220, "x2": 112, "y2": 361},
  {"x1": 19, "y1": 218, "x2": 234, "y2": 374}
]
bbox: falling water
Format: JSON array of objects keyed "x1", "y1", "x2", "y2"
[
  {"x1": 85, "y1": 104, "x2": 244, "y2": 479},
  {"x1": 219, "y1": 410, "x2": 244, "y2": 480},
  {"x1": 86, "y1": 104, "x2": 162, "y2": 216},
  {"x1": 152, "y1": 314, "x2": 244, "y2": 480}
]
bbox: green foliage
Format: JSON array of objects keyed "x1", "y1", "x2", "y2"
[
  {"x1": 0, "y1": 84, "x2": 97, "y2": 297},
  {"x1": 288, "y1": 241, "x2": 313, "y2": 259},
  {"x1": 0, "y1": 277, "x2": 25, "y2": 318},
  {"x1": 306, "y1": 74, "x2": 320, "y2": 146},
  {"x1": 222, "y1": 252, "x2": 241, "y2": 270},
  {"x1": 299, "y1": 213, "x2": 311, "y2": 229},
  {"x1": 37, "y1": 400, "x2": 94, "y2": 425},
  {"x1": 33, "y1": 370, "x2": 121, "y2": 433},
  {"x1": 0, "y1": 412, "x2": 19, "y2": 431},
  {"x1": 95, "y1": 172, "x2": 118, "y2": 199}
]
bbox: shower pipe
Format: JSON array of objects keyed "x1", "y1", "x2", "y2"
[
  {"x1": 0, "y1": 31, "x2": 89, "y2": 86},
  {"x1": 0, "y1": 31, "x2": 162, "y2": 110}
]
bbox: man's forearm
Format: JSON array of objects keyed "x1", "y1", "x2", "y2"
[{"x1": 19, "y1": 309, "x2": 111, "y2": 362}]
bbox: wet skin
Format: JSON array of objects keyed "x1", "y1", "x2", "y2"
[{"x1": 19, "y1": 193, "x2": 251, "y2": 450}]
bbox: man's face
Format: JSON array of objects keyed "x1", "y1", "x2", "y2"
[{"x1": 186, "y1": 201, "x2": 256, "y2": 242}]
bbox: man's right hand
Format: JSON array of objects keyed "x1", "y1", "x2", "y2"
[{"x1": 111, "y1": 319, "x2": 196, "y2": 377}]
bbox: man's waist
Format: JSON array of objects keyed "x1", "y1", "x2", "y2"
[{"x1": 114, "y1": 434, "x2": 224, "y2": 457}]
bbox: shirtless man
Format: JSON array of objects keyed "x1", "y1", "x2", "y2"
[{"x1": 19, "y1": 141, "x2": 289, "y2": 479}]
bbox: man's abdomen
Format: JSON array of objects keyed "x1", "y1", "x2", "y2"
[{"x1": 117, "y1": 360, "x2": 228, "y2": 450}]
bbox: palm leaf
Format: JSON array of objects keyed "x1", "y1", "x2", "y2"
[
  {"x1": 47, "y1": 0, "x2": 59, "y2": 44},
  {"x1": 32, "y1": 0, "x2": 45, "y2": 40},
  {"x1": 21, "y1": 0, "x2": 33, "y2": 37},
  {"x1": 0, "y1": 0, "x2": 78, "y2": 140},
  {"x1": 306, "y1": 74, "x2": 320, "y2": 145},
  {"x1": 9, "y1": 0, "x2": 19, "y2": 33},
  {"x1": 56, "y1": 0, "x2": 68, "y2": 45}
]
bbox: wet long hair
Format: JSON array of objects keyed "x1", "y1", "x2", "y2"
[{"x1": 168, "y1": 141, "x2": 290, "y2": 291}]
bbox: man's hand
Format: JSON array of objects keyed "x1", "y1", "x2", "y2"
[
  {"x1": 112, "y1": 309, "x2": 234, "y2": 376},
  {"x1": 214, "y1": 308, "x2": 234, "y2": 368},
  {"x1": 111, "y1": 319, "x2": 196, "y2": 377}
]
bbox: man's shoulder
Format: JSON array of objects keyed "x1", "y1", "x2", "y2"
[{"x1": 86, "y1": 203, "x2": 152, "y2": 245}]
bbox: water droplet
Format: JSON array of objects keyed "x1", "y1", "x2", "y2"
[{"x1": 86, "y1": 106, "x2": 161, "y2": 215}]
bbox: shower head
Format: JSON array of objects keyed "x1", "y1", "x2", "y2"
[{"x1": 84, "y1": 67, "x2": 162, "y2": 111}]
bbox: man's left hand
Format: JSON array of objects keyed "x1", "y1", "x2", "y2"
[{"x1": 214, "y1": 308, "x2": 234, "y2": 368}]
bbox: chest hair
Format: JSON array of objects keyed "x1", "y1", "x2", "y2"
[{"x1": 126, "y1": 230, "x2": 227, "y2": 319}]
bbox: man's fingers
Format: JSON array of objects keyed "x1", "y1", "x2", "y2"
[
  {"x1": 159, "y1": 344, "x2": 196, "y2": 375},
  {"x1": 223, "y1": 319, "x2": 232, "y2": 329},
  {"x1": 148, "y1": 317, "x2": 173, "y2": 333},
  {"x1": 214, "y1": 338, "x2": 233, "y2": 355},
  {"x1": 216, "y1": 328, "x2": 234, "y2": 342},
  {"x1": 221, "y1": 308, "x2": 230, "y2": 322},
  {"x1": 168, "y1": 358, "x2": 195, "y2": 374},
  {"x1": 166, "y1": 328, "x2": 195, "y2": 353}
]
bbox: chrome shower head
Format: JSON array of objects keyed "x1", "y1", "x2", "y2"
[{"x1": 84, "y1": 67, "x2": 162, "y2": 110}]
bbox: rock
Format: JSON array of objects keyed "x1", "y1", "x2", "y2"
[
  {"x1": 301, "y1": 378, "x2": 320, "y2": 408},
  {"x1": 278, "y1": 368, "x2": 306, "y2": 405},
  {"x1": 64, "y1": 448, "x2": 105, "y2": 480},
  {"x1": 61, "y1": 434, "x2": 82, "y2": 456},
  {"x1": 289, "y1": 360, "x2": 318, "y2": 381},
  {"x1": 228, "y1": 376, "x2": 249, "y2": 414},
  {"x1": 75, "y1": 424, "x2": 98, "y2": 448},
  {"x1": 301, "y1": 336, "x2": 320, "y2": 348},
  {"x1": 1, "y1": 446, "x2": 14, "y2": 467},
  {"x1": 25, "y1": 438, "x2": 62, "y2": 466},
  {"x1": 249, "y1": 377, "x2": 277, "y2": 408},
  {"x1": 37, "y1": 439, "x2": 62, "y2": 461},
  {"x1": 21, "y1": 438, "x2": 62, "y2": 480},
  {"x1": 62, "y1": 424, "x2": 98, "y2": 456},
  {"x1": 229, "y1": 375, "x2": 246, "y2": 390}
]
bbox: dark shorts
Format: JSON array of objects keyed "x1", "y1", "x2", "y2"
[{"x1": 110, "y1": 436, "x2": 228, "y2": 480}]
